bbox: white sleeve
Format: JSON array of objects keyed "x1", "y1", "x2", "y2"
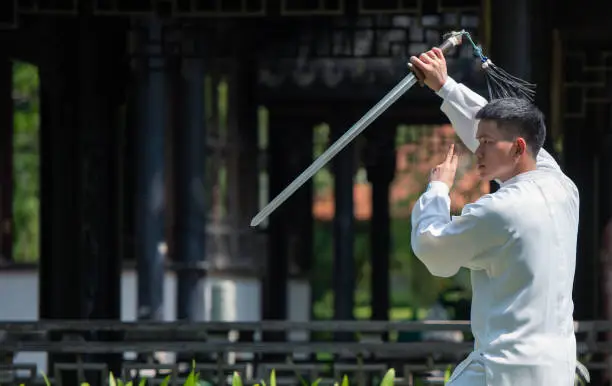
[
  {"x1": 410, "y1": 181, "x2": 506, "y2": 278},
  {"x1": 437, "y1": 77, "x2": 562, "y2": 172},
  {"x1": 436, "y1": 77, "x2": 486, "y2": 153}
]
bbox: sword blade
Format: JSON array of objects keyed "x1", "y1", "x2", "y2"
[{"x1": 250, "y1": 72, "x2": 418, "y2": 227}]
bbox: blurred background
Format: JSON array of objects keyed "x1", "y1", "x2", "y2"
[{"x1": 0, "y1": 0, "x2": 611, "y2": 385}]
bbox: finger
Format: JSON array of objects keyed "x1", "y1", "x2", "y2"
[
  {"x1": 419, "y1": 53, "x2": 433, "y2": 64},
  {"x1": 409, "y1": 56, "x2": 431, "y2": 72},
  {"x1": 445, "y1": 143, "x2": 455, "y2": 162},
  {"x1": 425, "y1": 50, "x2": 438, "y2": 62},
  {"x1": 432, "y1": 47, "x2": 445, "y2": 60}
]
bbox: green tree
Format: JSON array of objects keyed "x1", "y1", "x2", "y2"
[{"x1": 12, "y1": 61, "x2": 40, "y2": 262}]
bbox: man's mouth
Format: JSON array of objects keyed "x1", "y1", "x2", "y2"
[{"x1": 477, "y1": 164, "x2": 485, "y2": 170}]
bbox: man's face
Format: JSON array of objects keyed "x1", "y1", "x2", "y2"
[{"x1": 474, "y1": 120, "x2": 521, "y2": 182}]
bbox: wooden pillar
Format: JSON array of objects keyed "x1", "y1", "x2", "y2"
[
  {"x1": 39, "y1": 20, "x2": 83, "y2": 324},
  {"x1": 488, "y1": 0, "x2": 557, "y2": 193},
  {"x1": 262, "y1": 110, "x2": 313, "y2": 334},
  {"x1": 233, "y1": 30, "x2": 260, "y2": 348},
  {"x1": 285, "y1": 120, "x2": 314, "y2": 278},
  {"x1": 39, "y1": 13, "x2": 125, "y2": 381},
  {"x1": 529, "y1": 0, "x2": 555, "y2": 154},
  {"x1": 234, "y1": 21, "x2": 261, "y2": 246},
  {"x1": 263, "y1": 110, "x2": 289, "y2": 323},
  {"x1": 364, "y1": 124, "x2": 396, "y2": 326},
  {"x1": 173, "y1": 32, "x2": 207, "y2": 322},
  {"x1": 77, "y1": 16, "x2": 125, "y2": 379},
  {"x1": 331, "y1": 121, "x2": 356, "y2": 327},
  {"x1": 132, "y1": 18, "x2": 167, "y2": 322}
]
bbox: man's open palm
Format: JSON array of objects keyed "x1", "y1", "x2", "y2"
[{"x1": 430, "y1": 144, "x2": 459, "y2": 190}]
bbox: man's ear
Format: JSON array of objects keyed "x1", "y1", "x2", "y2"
[{"x1": 515, "y1": 138, "x2": 527, "y2": 156}]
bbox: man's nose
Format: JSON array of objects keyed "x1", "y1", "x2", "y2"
[{"x1": 475, "y1": 144, "x2": 483, "y2": 158}]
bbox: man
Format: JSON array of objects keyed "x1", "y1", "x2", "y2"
[{"x1": 408, "y1": 48, "x2": 580, "y2": 385}]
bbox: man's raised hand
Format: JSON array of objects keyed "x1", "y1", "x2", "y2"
[
  {"x1": 409, "y1": 47, "x2": 448, "y2": 92},
  {"x1": 430, "y1": 144, "x2": 459, "y2": 190}
]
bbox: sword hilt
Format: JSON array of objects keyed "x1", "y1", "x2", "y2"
[
  {"x1": 408, "y1": 30, "x2": 465, "y2": 85},
  {"x1": 439, "y1": 30, "x2": 464, "y2": 52}
]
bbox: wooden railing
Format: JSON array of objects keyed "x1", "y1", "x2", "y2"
[{"x1": 0, "y1": 320, "x2": 608, "y2": 385}]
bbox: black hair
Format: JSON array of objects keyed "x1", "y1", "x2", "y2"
[{"x1": 475, "y1": 98, "x2": 546, "y2": 156}]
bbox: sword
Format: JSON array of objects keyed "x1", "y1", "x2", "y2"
[{"x1": 250, "y1": 31, "x2": 465, "y2": 227}]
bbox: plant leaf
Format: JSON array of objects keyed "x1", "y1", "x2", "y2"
[
  {"x1": 287, "y1": 359, "x2": 308, "y2": 386},
  {"x1": 233, "y1": 371, "x2": 244, "y2": 386},
  {"x1": 40, "y1": 371, "x2": 51, "y2": 386},
  {"x1": 160, "y1": 375, "x2": 171, "y2": 386},
  {"x1": 185, "y1": 367, "x2": 198, "y2": 386},
  {"x1": 444, "y1": 366, "x2": 452, "y2": 384},
  {"x1": 270, "y1": 369, "x2": 276, "y2": 386},
  {"x1": 380, "y1": 369, "x2": 395, "y2": 386},
  {"x1": 342, "y1": 374, "x2": 350, "y2": 386}
]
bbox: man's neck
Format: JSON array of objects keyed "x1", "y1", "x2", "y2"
[
  {"x1": 500, "y1": 158, "x2": 537, "y2": 183},
  {"x1": 514, "y1": 161, "x2": 537, "y2": 176}
]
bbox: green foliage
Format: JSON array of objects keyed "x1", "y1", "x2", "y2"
[
  {"x1": 12, "y1": 61, "x2": 40, "y2": 262},
  {"x1": 34, "y1": 358, "x2": 592, "y2": 385},
  {"x1": 380, "y1": 369, "x2": 395, "y2": 386},
  {"x1": 443, "y1": 366, "x2": 452, "y2": 384},
  {"x1": 40, "y1": 366, "x2": 397, "y2": 386}
]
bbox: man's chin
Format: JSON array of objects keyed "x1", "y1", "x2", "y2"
[{"x1": 477, "y1": 171, "x2": 494, "y2": 182}]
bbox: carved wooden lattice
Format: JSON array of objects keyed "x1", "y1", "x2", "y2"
[
  {"x1": 11, "y1": 0, "x2": 479, "y2": 17},
  {"x1": 561, "y1": 47, "x2": 612, "y2": 120},
  {"x1": 256, "y1": 4, "x2": 486, "y2": 100},
  {"x1": 555, "y1": 33, "x2": 612, "y2": 172},
  {"x1": 553, "y1": 30, "x2": 612, "y2": 329},
  {"x1": 17, "y1": 0, "x2": 78, "y2": 14}
]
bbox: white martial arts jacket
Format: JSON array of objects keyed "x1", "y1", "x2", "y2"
[{"x1": 411, "y1": 77, "x2": 580, "y2": 386}]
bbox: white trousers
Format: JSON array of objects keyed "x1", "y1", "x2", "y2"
[{"x1": 446, "y1": 360, "x2": 487, "y2": 386}]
